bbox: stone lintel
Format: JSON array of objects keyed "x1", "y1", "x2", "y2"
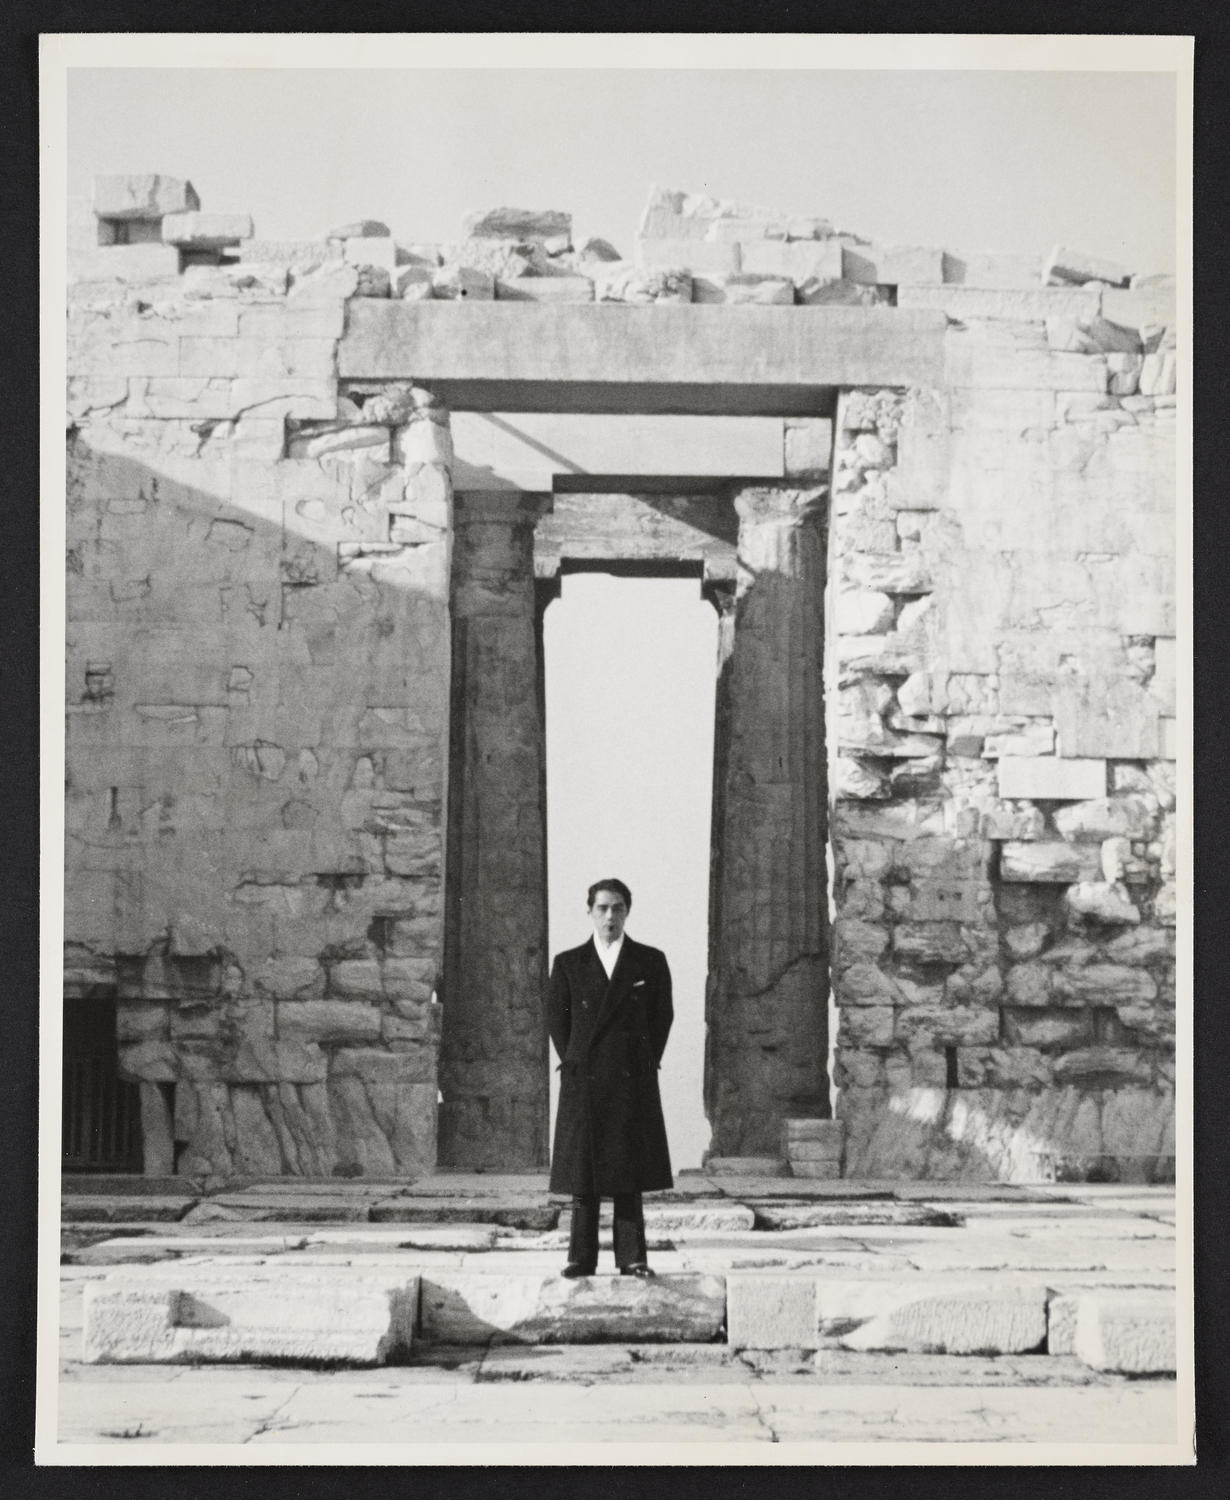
[
  {"x1": 450, "y1": 412, "x2": 785, "y2": 491},
  {"x1": 338, "y1": 302, "x2": 947, "y2": 389}
]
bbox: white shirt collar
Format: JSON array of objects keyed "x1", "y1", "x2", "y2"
[{"x1": 593, "y1": 933, "x2": 624, "y2": 978}]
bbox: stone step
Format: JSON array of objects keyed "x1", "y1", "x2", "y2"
[
  {"x1": 83, "y1": 1267, "x2": 419, "y2": 1365},
  {"x1": 78, "y1": 1259, "x2": 1176, "y2": 1372}
]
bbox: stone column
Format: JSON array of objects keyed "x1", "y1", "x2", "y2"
[
  {"x1": 439, "y1": 492, "x2": 551, "y2": 1170},
  {"x1": 707, "y1": 485, "x2": 830, "y2": 1156}
]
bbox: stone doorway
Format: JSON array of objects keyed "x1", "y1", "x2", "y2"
[{"x1": 437, "y1": 465, "x2": 833, "y2": 1172}]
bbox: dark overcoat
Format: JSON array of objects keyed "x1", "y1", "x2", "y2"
[{"x1": 547, "y1": 935, "x2": 674, "y2": 1196}]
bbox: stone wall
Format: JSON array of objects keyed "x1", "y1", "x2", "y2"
[
  {"x1": 64, "y1": 176, "x2": 1177, "y2": 1182},
  {"x1": 66, "y1": 183, "x2": 453, "y2": 1179}
]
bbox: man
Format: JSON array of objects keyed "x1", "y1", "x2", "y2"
[{"x1": 546, "y1": 878, "x2": 674, "y2": 1278}]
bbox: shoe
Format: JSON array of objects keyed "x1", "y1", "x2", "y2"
[
  {"x1": 619, "y1": 1264, "x2": 656, "y2": 1279},
  {"x1": 561, "y1": 1263, "x2": 595, "y2": 1279}
]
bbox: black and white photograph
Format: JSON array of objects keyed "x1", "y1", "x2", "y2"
[{"x1": 38, "y1": 32, "x2": 1192, "y2": 1462}]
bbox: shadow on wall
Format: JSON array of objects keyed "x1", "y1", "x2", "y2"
[
  {"x1": 839, "y1": 1083, "x2": 1174, "y2": 1184},
  {"x1": 64, "y1": 425, "x2": 451, "y2": 1181}
]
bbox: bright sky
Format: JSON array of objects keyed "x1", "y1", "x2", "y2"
[{"x1": 65, "y1": 64, "x2": 1178, "y2": 273}]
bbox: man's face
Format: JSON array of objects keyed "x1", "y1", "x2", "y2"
[{"x1": 589, "y1": 890, "x2": 628, "y2": 945}]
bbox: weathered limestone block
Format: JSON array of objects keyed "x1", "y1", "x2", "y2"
[
  {"x1": 900, "y1": 284, "x2": 1101, "y2": 322},
  {"x1": 957, "y1": 1047, "x2": 1053, "y2": 1089},
  {"x1": 727, "y1": 1276, "x2": 819, "y2": 1349},
  {"x1": 690, "y1": 272, "x2": 794, "y2": 304},
  {"x1": 1052, "y1": 1048, "x2": 1154, "y2": 1086},
  {"x1": 419, "y1": 1273, "x2": 725, "y2": 1345},
  {"x1": 161, "y1": 212, "x2": 253, "y2": 249},
  {"x1": 945, "y1": 340, "x2": 1108, "y2": 392},
  {"x1": 782, "y1": 1118, "x2": 845, "y2": 1153},
  {"x1": 69, "y1": 245, "x2": 183, "y2": 282},
  {"x1": 816, "y1": 1281, "x2": 1048, "y2": 1354},
  {"x1": 1072, "y1": 1291, "x2": 1175, "y2": 1373},
  {"x1": 94, "y1": 174, "x2": 200, "y2": 220},
  {"x1": 997, "y1": 758, "x2": 1106, "y2": 801},
  {"x1": 591, "y1": 261, "x2": 691, "y2": 304},
  {"x1": 838, "y1": 1006, "x2": 894, "y2": 1047},
  {"x1": 892, "y1": 1006, "x2": 999, "y2": 1048},
  {"x1": 1052, "y1": 795, "x2": 1157, "y2": 841},
  {"x1": 941, "y1": 250, "x2": 1044, "y2": 287},
  {"x1": 1044, "y1": 245, "x2": 1131, "y2": 288},
  {"x1": 1064, "y1": 881, "x2": 1141, "y2": 925},
  {"x1": 637, "y1": 238, "x2": 741, "y2": 273},
  {"x1": 463, "y1": 207, "x2": 571, "y2": 243},
  {"x1": 739, "y1": 239, "x2": 843, "y2": 282},
  {"x1": 1002, "y1": 1007, "x2": 1092, "y2": 1047},
  {"x1": 842, "y1": 245, "x2": 943, "y2": 285},
  {"x1": 83, "y1": 1269, "x2": 418, "y2": 1365},
  {"x1": 495, "y1": 276, "x2": 595, "y2": 303},
  {"x1": 431, "y1": 265, "x2": 495, "y2": 300},
  {"x1": 243, "y1": 239, "x2": 332, "y2": 269},
  {"x1": 276, "y1": 1000, "x2": 382, "y2": 1044}
]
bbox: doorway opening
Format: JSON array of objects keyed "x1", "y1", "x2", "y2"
[
  {"x1": 62, "y1": 994, "x2": 143, "y2": 1173},
  {"x1": 543, "y1": 569, "x2": 718, "y2": 1170}
]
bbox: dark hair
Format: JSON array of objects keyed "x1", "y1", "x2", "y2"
[{"x1": 587, "y1": 878, "x2": 631, "y2": 911}]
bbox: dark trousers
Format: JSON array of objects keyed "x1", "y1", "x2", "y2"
[{"x1": 568, "y1": 1193, "x2": 648, "y2": 1270}]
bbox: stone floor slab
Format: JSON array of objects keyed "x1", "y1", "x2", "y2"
[
  {"x1": 1072, "y1": 1290, "x2": 1177, "y2": 1373},
  {"x1": 815, "y1": 1279, "x2": 1049, "y2": 1355},
  {"x1": 82, "y1": 1269, "x2": 419, "y2": 1365},
  {"x1": 419, "y1": 1271, "x2": 725, "y2": 1345}
]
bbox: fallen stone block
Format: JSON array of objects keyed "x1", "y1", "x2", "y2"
[
  {"x1": 83, "y1": 1268, "x2": 417, "y2": 1364},
  {"x1": 899, "y1": 284, "x2": 1100, "y2": 322},
  {"x1": 1044, "y1": 245, "x2": 1131, "y2": 288},
  {"x1": 816, "y1": 1280, "x2": 1048, "y2": 1354},
  {"x1": 727, "y1": 1275, "x2": 819, "y2": 1349},
  {"x1": 842, "y1": 245, "x2": 943, "y2": 286},
  {"x1": 463, "y1": 207, "x2": 571, "y2": 243},
  {"x1": 494, "y1": 276, "x2": 594, "y2": 303},
  {"x1": 432, "y1": 266, "x2": 495, "y2": 300},
  {"x1": 1072, "y1": 1290, "x2": 1175, "y2": 1373},
  {"x1": 419, "y1": 1272, "x2": 725, "y2": 1344},
  {"x1": 328, "y1": 220, "x2": 391, "y2": 240},
  {"x1": 1000, "y1": 841, "x2": 1102, "y2": 884},
  {"x1": 1064, "y1": 880, "x2": 1141, "y2": 925},
  {"x1": 94, "y1": 173, "x2": 199, "y2": 220},
  {"x1": 591, "y1": 261, "x2": 691, "y2": 304},
  {"x1": 741, "y1": 239, "x2": 843, "y2": 283},
  {"x1": 940, "y1": 250, "x2": 1044, "y2": 287},
  {"x1": 690, "y1": 273, "x2": 793, "y2": 304},
  {"x1": 344, "y1": 236, "x2": 397, "y2": 271},
  {"x1": 162, "y1": 212, "x2": 253, "y2": 249},
  {"x1": 243, "y1": 239, "x2": 332, "y2": 269},
  {"x1": 636, "y1": 238, "x2": 741, "y2": 274},
  {"x1": 68, "y1": 245, "x2": 182, "y2": 283}
]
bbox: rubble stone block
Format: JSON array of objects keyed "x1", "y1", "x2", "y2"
[
  {"x1": 1044, "y1": 245, "x2": 1131, "y2": 288},
  {"x1": 1000, "y1": 841, "x2": 1102, "y2": 884},
  {"x1": 941, "y1": 250, "x2": 1044, "y2": 287},
  {"x1": 463, "y1": 207, "x2": 571, "y2": 243},
  {"x1": 997, "y1": 757, "x2": 1106, "y2": 801},
  {"x1": 842, "y1": 245, "x2": 944, "y2": 286},
  {"x1": 816, "y1": 1281, "x2": 1048, "y2": 1354},
  {"x1": 1072, "y1": 1291, "x2": 1175, "y2": 1373},
  {"x1": 418, "y1": 1272, "x2": 725, "y2": 1345},
  {"x1": 82, "y1": 1269, "x2": 418, "y2": 1364},
  {"x1": 494, "y1": 276, "x2": 595, "y2": 303},
  {"x1": 69, "y1": 245, "x2": 182, "y2": 283},
  {"x1": 1064, "y1": 881, "x2": 1141, "y2": 925},
  {"x1": 726, "y1": 1275, "x2": 819, "y2": 1349},
  {"x1": 690, "y1": 273, "x2": 793, "y2": 305},
  {"x1": 740, "y1": 240, "x2": 843, "y2": 282},
  {"x1": 899, "y1": 284, "x2": 1101, "y2": 322},
  {"x1": 636, "y1": 238, "x2": 741, "y2": 274},
  {"x1": 276, "y1": 1000, "x2": 382, "y2": 1045},
  {"x1": 161, "y1": 212, "x2": 253, "y2": 249},
  {"x1": 94, "y1": 174, "x2": 200, "y2": 220},
  {"x1": 343, "y1": 236, "x2": 397, "y2": 271}
]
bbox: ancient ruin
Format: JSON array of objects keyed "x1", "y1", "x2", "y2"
[{"x1": 63, "y1": 178, "x2": 1178, "y2": 1185}]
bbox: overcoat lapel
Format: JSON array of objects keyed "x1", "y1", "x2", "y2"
[{"x1": 590, "y1": 937, "x2": 636, "y2": 1045}]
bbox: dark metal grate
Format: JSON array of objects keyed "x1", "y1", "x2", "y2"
[{"x1": 62, "y1": 997, "x2": 142, "y2": 1172}]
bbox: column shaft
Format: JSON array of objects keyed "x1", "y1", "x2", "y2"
[
  {"x1": 439, "y1": 492, "x2": 550, "y2": 1169},
  {"x1": 708, "y1": 485, "x2": 830, "y2": 1155}
]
